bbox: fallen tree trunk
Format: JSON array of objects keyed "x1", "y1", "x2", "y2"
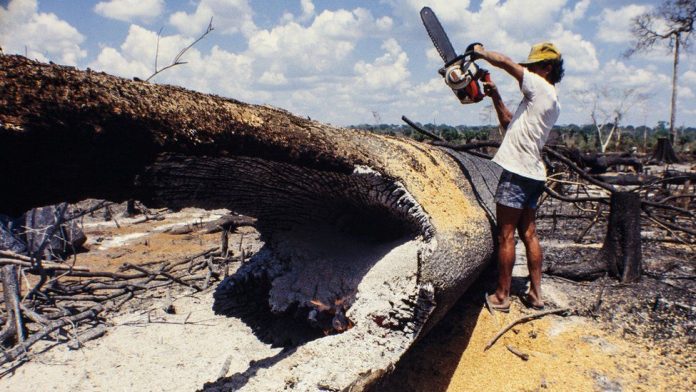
[{"x1": 0, "y1": 55, "x2": 498, "y2": 391}]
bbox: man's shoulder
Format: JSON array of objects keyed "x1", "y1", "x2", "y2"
[
  {"x1": 524, "y1": 70, "x2": 554, "y2": 91},
  {"x1": 522, "y1": 71, "x2": 557, "y2": 104}
]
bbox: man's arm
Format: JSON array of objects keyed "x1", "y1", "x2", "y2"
[
  {"x1": 473, "y1": 45, "x2": 524, "y2": 86},
  {"x1": 483, "y1": 80, "x2": 513, "y2": 129}
]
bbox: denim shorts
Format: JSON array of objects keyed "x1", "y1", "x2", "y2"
[{"x1": 495, "y1": 169, "x2": 546, "y2": 210}]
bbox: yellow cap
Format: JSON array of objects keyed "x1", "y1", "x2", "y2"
[{"x1": 520, "y1": 42, "x2": 561, "y2": 65}]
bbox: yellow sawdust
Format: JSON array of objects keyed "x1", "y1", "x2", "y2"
[
  {"x1": 445, "y1": 303, "x2": 695, "y2": 392},
  {"x1": 362, "y1": 135, "x2": 486, "y2": 235}
]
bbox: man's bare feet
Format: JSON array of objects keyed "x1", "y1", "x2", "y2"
[
  {"x1": 485, "y1": 292, "x2": 510, "y2": 313},
  {"x1": 523, "y1": 292, "x2": 544, "y2": 310}
]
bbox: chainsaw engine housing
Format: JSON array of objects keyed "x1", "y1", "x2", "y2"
[{"x1": 439, "y1": 55, "x2": 489, "y2": 104}]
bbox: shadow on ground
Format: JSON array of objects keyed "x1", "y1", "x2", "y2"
[{"x1": 370, "y1": 266, "x2": 507, "y2": 392}]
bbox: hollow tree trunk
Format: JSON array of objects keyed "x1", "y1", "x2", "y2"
[
  {"x1": 599, "y1": 192, "x2": 642, "y2": 283},
  {"x1": 0, "y1": 55, "x2": 499, "y2": 391}
]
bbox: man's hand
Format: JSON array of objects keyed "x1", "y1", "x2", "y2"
[
  {"x1": 484, "y1": 78, "x2": 512, "y2": 129},
  {"x1": 471, "y1": 44, "x2": 485, "y2": 60},
  {"x1": 482, "y1": 80, "x2": 498, "y2": 98}
]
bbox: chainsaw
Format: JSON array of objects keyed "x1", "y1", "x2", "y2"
[{"x1": 421, "y1": 7, "x2": 491, "y2": 104}]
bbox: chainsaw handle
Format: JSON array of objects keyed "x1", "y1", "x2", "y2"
[{"x1": 480, "y1": 70, "x2": 494, "y2": 97}]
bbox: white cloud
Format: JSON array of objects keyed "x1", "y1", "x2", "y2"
[
  {"x1": 259, "y1": 71, "x2": 288, "y2": 86},
  {"x1": 561, "y1": 0, "x2": 590, "y2": 26},
  {"x1": 405, "y1": 0, "x2": 471, "y2": 22},
  {"x1": 549, "y1": 24, "x2": 599, "y2": 72},
  {"x1": 248, "y1": 8, "x2": 391, "y2": 76},
  {"x1": 602, "y1": 60, "x2": 670, "y2": 90},
  {"x1": 90, "y1": 46, "x2": 150, "y2": 78},
  {"x1": 678, "y1": 86, "x2": 694, "y2": 99},
  {"x1": 89, "y1": 24, "x2": 183, "y2": 78},
  {"x1": 248, "y1": 21, "x2": 355, "y2": 74},
  {"x1": 88, "y1": 25, "x2": 253, "y2": 99},
  {"x1": 169, "y1": 0, "x2": 256, "y2": 37},
  {"x1": 94, "y1": 0, "x2": 164, "y2": 23},
  {"x1": 0, "y1": 0, "x2": 86, "y2": 65},
  {"x1": 300, "y1": 0, "x2": 316, "y2": 22},
  {"x1": 354, "y1": 38, "x2": 410, "y2": 90},
  {"x1": 683, "y1": 70, "x2": 696, "y2": 85},
  {"x1": 595, "y1": 4, "x2": 651, "y2": 44}
]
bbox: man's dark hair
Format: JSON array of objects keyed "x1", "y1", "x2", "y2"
[{"x1": 543, "y1": 58, "x2": 564, "y2": 84}]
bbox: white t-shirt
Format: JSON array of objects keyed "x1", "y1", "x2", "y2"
[{"x1": 492, "y1": 68, "x2": 560, "y2": 181}]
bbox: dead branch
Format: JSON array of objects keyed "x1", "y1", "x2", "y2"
[
  {"x1": 642, "y1": 208, "x2": 696, "y2": 237},
  {"x1": 542, "y1": 148, "x2": 616, "y2": 192},
  {"x1": 122, "y1": 263, "x2": 202, "y2": 291},
  {"x1": 0, "y1": 305, "x2": 103, "y2": 365},
  {"x1": 0, "y1": 242, "x2": 229, "y2": 367},
  {"x1": 145, "y1": 17, "x2": 214, "y2": 82},
  {"x1": 0, "y1": 258, "x2": 89, "y2": 271},
  {"x1": 543, "y1": 186, "x2": 607, "y2": 203},
  {"x1": 576, "y1": 205, "x2": 604, "y2": 243},
  {"x1": 484, "y1": 308, "x2": 571, "y2": 351},
  {"x1": 67, "y1": 324, "x2": 107, "y2": 350},
  {"x1": 591, "y1": 278, "x2": 608, "y2": 317},
  {"x1": 18, "y1": 303, "x2": 49, "y2": 325},
  {"x1": 401, "y1": 115, "x2": 445, "y2": 142},
  {"x1": 0, "y1": 250, "x2": 32, "y2": 262},
  {"x1": 506, "y1": 345, "x2": 529, "y2": 361},
  {"x1": 641, "y1": 200, "x2": 694, "y2": 217}
]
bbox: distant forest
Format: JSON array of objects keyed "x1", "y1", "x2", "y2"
[{"x1": 349, "y1": 120, "x2": 696, "y2": 154}]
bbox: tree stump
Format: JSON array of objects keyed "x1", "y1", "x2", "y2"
[
  {"x1": 0, "y1": 265, "x2": 23, "y2": 345},
  {"x1": 650, "y1": 137, "x2": 679, "y2": 164},
  {"x1": 599, "y1": 192, "x2": 642, "y2": 283}
]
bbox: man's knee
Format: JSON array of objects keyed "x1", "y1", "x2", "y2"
[
  {"x1": 518, "y1": 228, "x2": 538, "y2": 246},
  {"x1": 497, "y1": 227, "x2": 516, "y2": 244}
]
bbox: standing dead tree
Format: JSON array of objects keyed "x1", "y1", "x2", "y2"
[
  {"x1": 625, "y1": 0, "x2": 696, "y2": 144},
  {"x1": 574, "y1": 87, "x2": 648, "y2": 153}
]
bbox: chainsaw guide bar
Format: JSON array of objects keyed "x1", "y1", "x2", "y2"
[{"x1": 420, "y1": 7, "x2": 457, "y2": 64}]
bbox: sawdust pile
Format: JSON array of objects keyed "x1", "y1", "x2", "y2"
[{"x1": 377, "y1": 289, "x2": 695, "y2": 391}]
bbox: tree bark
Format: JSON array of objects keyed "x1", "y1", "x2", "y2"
[
  {"x1": 545, "y1": 192, "x2": 643, "y2": 282},
  {"x1": 599, "y1": 192, "x2": 642, "y2": 283},
  {"x1": 0, "y1": 265, "x2": 23, "y2": 346},
  {"x1": 670, "y1": 34, "x2": 679, "y2": 145},
  {"x1": 650, "y1": 137, "x2": 680, "y2": 164}
]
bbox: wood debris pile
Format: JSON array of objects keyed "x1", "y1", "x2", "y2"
[{"x1": 0, "y1": 202, "x2": 248, "y2": 367}]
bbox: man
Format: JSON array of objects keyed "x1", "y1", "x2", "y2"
[{"x1": 473, "y1": 42, "x2": 564, "y2": 312}]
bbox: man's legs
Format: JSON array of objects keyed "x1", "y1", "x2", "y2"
[
  {"x1": 517, "y1": 207, "x2": 544, "y2": 307},
  {"x1": 488, "y1": 203, "x2": 522, "y2": 307}
]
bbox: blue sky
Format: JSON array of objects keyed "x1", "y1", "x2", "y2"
[{"x1": 1, "y1": 0, "x2": 694, "y2": 127}]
